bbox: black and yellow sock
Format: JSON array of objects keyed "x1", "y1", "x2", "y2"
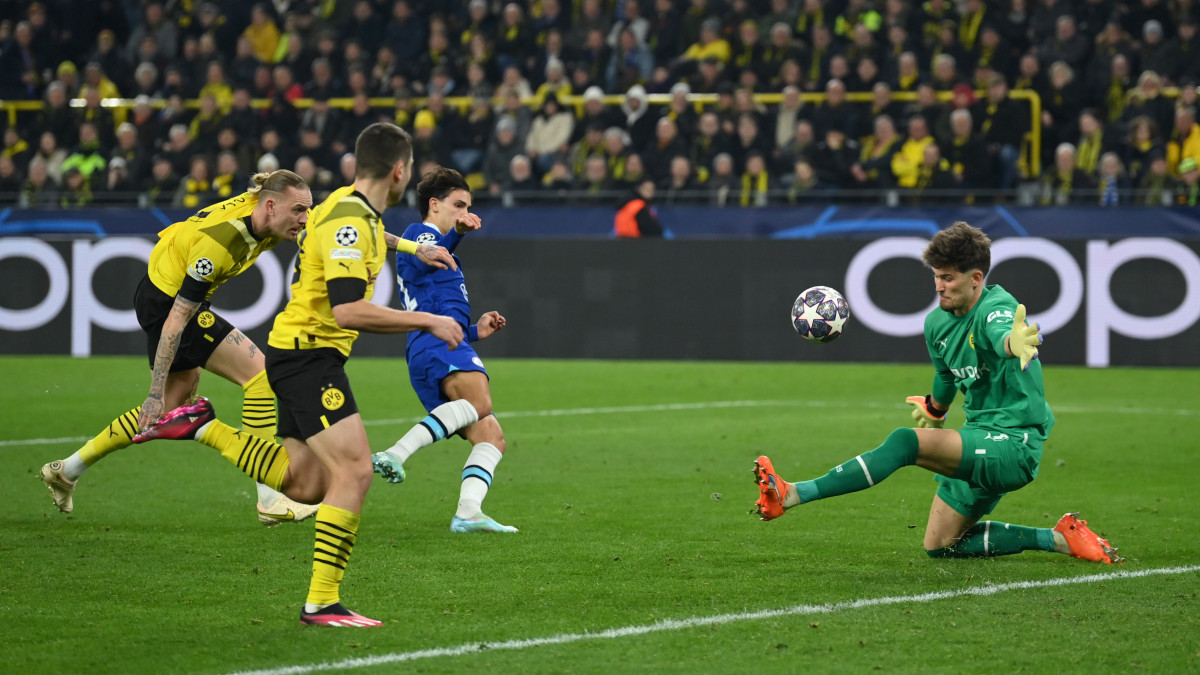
[
  {"x1": 926, "y1": 521, "x2": 1057, "y2": 557},
  {"x1": 308, "y1": 504, "x2": 360, "y2": 607},
  {"x1": 198, "y1": 420, "x2": 289, "y2": 490},
  {"x1": 77, "y1": 406, "x2": 142, "y2": 466},
  {"x1": 241, "y1": 371, "x2": 277, "y2": 441}
]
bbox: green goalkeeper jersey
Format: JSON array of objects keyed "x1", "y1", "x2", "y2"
[{"x1": 923, "y1": 284, "x2": 1055, "y2": 441}]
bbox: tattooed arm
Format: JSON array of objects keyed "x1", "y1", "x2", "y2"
[
  {"x1": 385, "y1": 230, "x2": 457, "y2": 271},
  {"x1": 138, "y1": 295, "x2": 202, "y2": 429}
]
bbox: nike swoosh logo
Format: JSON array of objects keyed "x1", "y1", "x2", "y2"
[{"x1": 261, "y1": 509, "x2": 296, "y2": 521}]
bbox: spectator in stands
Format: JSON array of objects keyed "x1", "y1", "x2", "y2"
[
  {"x1": 809, "y1": 78, "x2": 856, "y2": 137},
  {"x1": 659, "y1": 154, "x2": 702, "y2": 205},
  {"x1": 892, "y1": 116, "x2": 935, "y2": 189},
  {"x1": 603, "y1": 128, "x2": 632, "y2": 183},
  {"x1": 33, "y1": 130, "x2": 67, "y2": 184},
  {"x1": 525, "y1": 93, "x2": 574, "y2": 173},
  {"x1": 0, "y1": 21, "x2": 40, "y2": 100},
  {"x1": 679, "y1": 17, "x2": 732, "y2": 71},
  {"x1": 1040, "y1": 61, "x2": 1083, "y2": 165},
  {"x1": 1096, "y1": 152, "x2": 1131, "y2": 205},
  {"x1": 96, "y1": 157, "x2": 135, "y2": 205},
  {"x1": 334, "y1": 93, "x2": 379, "y2": 158},
  {"x1": 1124, "y1": 116, "x2": 1164, "y2": 184},
  {"x1": 59, "y1": 167, "x2": 92, "y2": 208},
  {"x1": 0, "y1": 156, "x2": 22, "y2": 203},
  {"x1": 1135, "y1": 150, "x2": 1174, "y2": 204},
  {"x1": 607, "y1": 27, "x2": 653, "y2": 94},
  {"x1": 495, "y1": 3, "x2": 536, "y2": 75},
  {"x1": 941, "y1": 109, "x2": 990, "y2": 190},
  {"x1": 1040, "y1": 142, "x2": 1094, "y2": 205},
  {"x1": 173, "y1": 155, "x2": 213, "y2": 208},
  {"x1": 1167, "y1": 106, "x2": 1200, "y2": 175},
  {"x1": 643, "y1": 116, "x2": 689, "y2": 182},
  {"x1": 1040, "y1": 15, "x2": 1088, "y2": 73},
  {"x1": 614, "y1": 178, "x2": 663, "y2": 237},
  {"x1": 738, "y1": 151, "x2": 771, "y2": 206},
  {"x1": 127, "y1": 3, "x2": 177, "y2": 65},
  {"x1": 62, "y1": 122, "x2": 107, "y2": 189},
  {"x1": 338, "y1": 153, "x2": 356, "y2": 186},
  {"x1": 931, "y1": 53, "x2": 963, "y2": 92},
  {"x1": 112, "y1": 123, "x2": 148, "y2": 187},
  {"x1": 1074, "y1": 108, "x2": 1119, "y2": 178},
  {"x1": 911, "y1": 144, "x2": 962, "y2": 204},
  {"x1": 857, "y1": 82, "x2": 905, "y2": 140},
  {"x1": 622, "y1": 84, "x2": 655, "y2": 150},
  {"x1": 573, "y1": 154, "x2": 615, "y2": 203},
  {"x1": 664, "y1": 82, "x2": 700, "y2": 140},
  {"x1": 140, "y1": 154, "x2": 176, "y2": 205},
  {"x1": 37, "y1": 82, "x2": 77, "y2": 150},
  {"x1": 1174, "y1": 157, "x2": 1199, "y2": 205},
  {"x1": 804, "y1": 25, "x2": 837, "y2": 90},
  {"x1": 484, "y1": 116, "x2": 523, "y2": 196},
  {"x1": 3, "y1": 128, "x2": 31, "y2": 170},
  {"x1": 569, "y1": 122, "x2": 607, "y2": 177},
  {"x1": 690, "y1": 111, "x2": 732, "y2": 182},
  {"x1": 708, "y1": 152, "x2": 739, "y2": 206},
  {"x1": 242, "y1": 4, "x2": 280, "y2": 64},
  {"x1": 1124, "y1": 71, "x2": 1175, "y2": 146},
  {"x1": 536, "y1": 57, "x2": 572, "y2": 106},
  {"x1": 812, "y1": 126, "x2": 859, "y2": 188},
  {"x1": 1163, "y1": 19, "x2": 1200, "y2": 85},
  {"x1": 775, "y1": 119, "x2": 815, "y2": 175},
  {"x1": 211, "y1": 151, "x2": 239, "y2": 200},
  {"x1": 230, "y1": 36, "x2": 261, "y2": 89},
  {"x1": 851, "y1": 115, "x2": 900, "y2": 189},
  {"x1": 22, "y1": 160, "x2": 59, "y2": 207},
  {"x1": 1139, "y1": 21, "x2": 1172, "y2": 79},
  {"x1": 972, "y1": 74, "x2": 1025, "y2": 189},
  {"x1": 542, "y1": 158, "x2": 576, "y2": 192}
]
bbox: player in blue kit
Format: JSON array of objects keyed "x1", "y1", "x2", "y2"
[{"x1": 372, "y1": 167, "x2": 518, "y2": 533}]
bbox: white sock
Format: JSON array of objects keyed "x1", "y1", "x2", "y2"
[
  {"x1": 303, "y1": 602, "x2": 331, "y2": 613},
  {"x1": 194, "y1": 420, "x2": 213, "y2": 440},
  {"x1": 62, "y1": 453, "x2": 88, "y2": 481},
  {"x1": 386, "y1": 400, "x2": 478, "y2": 464},
  {"x1": 456, "y1": 442, "x2": 502, "y2": 519},
  {"x1": 256, "y1": 483, "x2": 284, "y2": 508}
]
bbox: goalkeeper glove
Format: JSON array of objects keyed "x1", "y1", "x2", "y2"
[
  {"x1": 1008, "y1": 304, "x2": 1042, "y2": 371},
  {"x1": 905, "y1": 395, "x2": 948, "y2": 428}
]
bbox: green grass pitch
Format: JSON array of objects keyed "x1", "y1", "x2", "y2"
[{"x1": 1, "y1": 356, "x2": 1198, "y2": 674}]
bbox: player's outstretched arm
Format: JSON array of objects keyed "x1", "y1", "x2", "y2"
[
  {"x1": 332, "y1": 299, "x2": 463, "y2": 348},
  {"x1": 473, "y1": 311, "x2": 507, "y2": 340},
  {"x1": 384, "y1": 230, "x2": 457, "y2": 271},
  {"x1": 1004, "y1": 303, "x2": 1042, "y2": 370},
  {"x1": 905, "y1": 395, "x2": 948, "y2": 428},
  {"x1": 139, "y1": 295, "x2": 202, "y2": 428}
]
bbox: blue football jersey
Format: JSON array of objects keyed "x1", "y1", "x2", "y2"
[{"x1": 396, "y1": 222, "x2": 470, "y2": 349}]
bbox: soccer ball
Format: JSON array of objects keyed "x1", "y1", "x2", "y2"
[{"x1": 791, "y1": 286, "x2": 850, "y2": 343}]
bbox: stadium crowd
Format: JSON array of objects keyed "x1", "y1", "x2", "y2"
[{"x1": 0, "y1": 0, "x2": 1198, "y2": 209}]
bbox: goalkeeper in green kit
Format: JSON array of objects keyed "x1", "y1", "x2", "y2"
[{"x1": 754, "y1": 221, "x2": 1122, "y2": 564}]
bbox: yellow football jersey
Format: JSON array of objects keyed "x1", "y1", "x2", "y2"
[
  {"x1": 147, "y1": 192, "x2": 280, "y2": 299},
  {"x1": 268, "y1": 185, "x2": 386, "y2": 356}
]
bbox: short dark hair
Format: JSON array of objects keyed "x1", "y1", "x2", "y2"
[
  {"x1": 922, "y1": 221, "x2": 992, "y2": 276},
  {"x1": 416, "y1": 166, "x2": 470, "y2": 219},
  {"x1": 354, "y1": 122, "x2": 413, "y2": 179}
]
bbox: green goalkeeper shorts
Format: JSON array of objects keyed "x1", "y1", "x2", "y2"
[{"x1": 935, "y1": 426, "x2": 1044, "y2": 519}]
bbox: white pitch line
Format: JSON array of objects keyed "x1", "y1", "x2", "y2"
[
  {"x1": 226, "y1": 565, "x2": 1200, "y2": 675},
  {"x1": 2, "y1": 398, "x2": 1197, "y2": 448}
]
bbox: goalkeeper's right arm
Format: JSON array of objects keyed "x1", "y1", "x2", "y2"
[{"x1": 905, "y1": 394, "x2": 948, "y2": 428}]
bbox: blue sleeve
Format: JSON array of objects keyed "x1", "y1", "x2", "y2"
[{"x1": 438, "y1": 227, "x2": 465, "y2": 253}]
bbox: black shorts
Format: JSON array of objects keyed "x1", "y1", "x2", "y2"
[
  {"x1": 134, "y1": 275, "x2": 236, "y2": 372},
  {"x1": 265, "y1": 345, "x2": 360, "y2": 441}
]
